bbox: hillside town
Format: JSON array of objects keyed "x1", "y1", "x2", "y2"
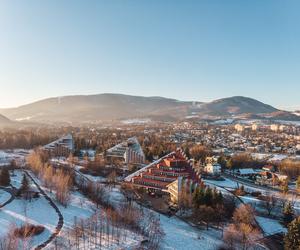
[
  {"x1": 0, "y1": 119, "x2": 299, "y2": 250},
  {"x1": 1, "y1": 1, "x2": 300, "y2": 250}
]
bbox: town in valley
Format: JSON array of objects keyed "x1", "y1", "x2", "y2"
[
  {"x1": 0, "y1": 106, "x2": 300, "y2": 249},
  {"x1": 1, "y1": 1, "x2": 299, "y2": 249}
]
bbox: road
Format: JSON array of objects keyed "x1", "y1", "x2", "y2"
[{"x1": 222, "y1": 172, "x2": 299, "y2": 197}]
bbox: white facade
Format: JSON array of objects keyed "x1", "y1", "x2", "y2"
[
  {"x1": 235, "y1": 124, "x2": 244, "y2": 132},
  {"x1": 205, "y1": 163, "x2": 221, "y2": 175}
]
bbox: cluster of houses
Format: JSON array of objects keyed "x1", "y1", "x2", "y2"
[
  {"x1": 234, "y1": 166, "x2": 288, "y2": 186},
  {"x1": 201, "y1": 156, "x2": 288, "y2": 187}
]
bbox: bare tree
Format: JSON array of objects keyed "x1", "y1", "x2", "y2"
[{"x1": 261, "y1": 193, "x2": 278, "y2": 216}]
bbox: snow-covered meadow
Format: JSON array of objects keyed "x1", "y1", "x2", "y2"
[{"x1": 0, "y1": 189, "x2": 11, "y2": 205}]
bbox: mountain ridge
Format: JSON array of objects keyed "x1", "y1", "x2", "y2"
[
  {"x1": 0, "y1": 113, "x2": 12, "y2": 126},
  {"x1": 0, "y1": 94, "x2": 298, "y2": 124}
]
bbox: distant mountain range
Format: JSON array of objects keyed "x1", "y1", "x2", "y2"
[
  {"x1": 0, "y1": 114, "x2": 10, "y2": 122},
  {"x1": 0, "y1": 94, "x2": 299, "y2": 124},
  {"x1": 0, "y1": 114, "x2": 12, "y2": 126}
]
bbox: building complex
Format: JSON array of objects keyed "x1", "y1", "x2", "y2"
[
  {"x1": 106, "y1": 137, "x2": 145, "y2": 165},
  {"x1": 43, "y1": 134, "x2": 74, "y2": 157},
  {"x1": 125, "y1": 149, "x2": 202, "y2": 202}
]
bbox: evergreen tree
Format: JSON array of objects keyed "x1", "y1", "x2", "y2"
[
  {"x1": 210, "y1": 188, "x2": 223, "y2": 206},
  {"x1": 192, "y1": 187, "x2": 205, "y2": 208},
  {"x1": 283, "y1": 202, "x2": 294, "y2": 225},
  {"x1": 284, "y1": 216, "x2": 300, "y2": 250},
  {"x1": 203, "y1": 187, "x2": 213, "y2": 206},
  {"x1": 212, "y1": 188, "x2": 219, "y2": 204},
  {"x1": 0, "y1": 168, "x2": 10, "y2": 186},
  {"x1": 217, "y1": 155, "x2": 227, "y2": 170},
  {"x1": 184, "y1": 147, "x2": 190, "y2": 159},
  {"x1": 192, "y1": 187, "x2": 200, "y2": 207},
  {"x1": 20, "y1": 174, "x2": 30, "y2": 193},
  {"x1": 216, "y1": 191, "x2": 223, "y2": 205}
]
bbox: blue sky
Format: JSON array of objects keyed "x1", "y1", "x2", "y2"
[{"x1": 0, "y1": 0, "x2": 299, "y2": 110}]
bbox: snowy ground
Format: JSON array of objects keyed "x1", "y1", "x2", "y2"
[
  {"x1": 82, "y1": 173, "x2": 107, "y2": 183},
  {"x1": 98, "y1": 184, "x2": 224, "y2": 250},
  {"x1": 28, "y1": 173, "x2": 143, "y2": 250},
  {"x1": 99, "y1": 185, "x2": 222, "y2": 249},
  {"x1": 240, "y1": 195, "x2": 262, "y2": 207},
  {"x1": 0, "y1": 170, "x2": 60, "y2": 248},
  {"x1": 160, "y1": 215, "x2": 222, "y2": 250},
  {"x1": 207, "y1": 175, "x2": 300, "y2": 241},
  {"x1": 10, "y1": 170, "x2": 25, "y2": 189},
  {"x1": 256, "y1": 216, "x2": 287, "y2": 236},
  {"x1": 204, "y1": 178, "x2": 239, "y2": 190},
  {"x1": 0, "y1": 167, "x2": 262, "y2": 250},
  {"x1": 0, "y1": 189, "x2": 11, "y2": 205},
  {"x1": 29, "y1": 173, "x2": 95, "y2": 231},
  {"x1": 105, "y1": 186, "x2": 126, "y2": 208},
  {"x1": 0, "y1": 149, "x2": 29, "y2": 167},
  {"x1": 0, "y1": 193, "x2": 58, "y2": 248}
]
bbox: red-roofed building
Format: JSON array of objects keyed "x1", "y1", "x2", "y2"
[{"x1": 125, "y1": 149, "x2": 201, "y2": 192}]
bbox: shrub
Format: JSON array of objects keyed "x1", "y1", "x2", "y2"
[
  {"x1": 0, "y1": 168, "x2": 10, "y2": 186},
  {"x1": 251, "y1": 191, "x2": 261, "y2": 197},
  {"x1": 14, "y1": 224, "x2": 45, "y2": 238}
]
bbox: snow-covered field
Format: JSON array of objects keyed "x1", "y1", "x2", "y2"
[
  {"x1": 3, "y1": 167, "x2": 286, "y2": 250},
  {"x1": 0, "y1": 193, "x2": 58, "y2": 248},
  {"x1": 29, "y1": 173, "x2": 143, "y2": 250},
  {"x1": 160, "y1": 215, "x2": 222, "y2": 250},
  {"x1": 0, "y1": 189, "x2": 11, "y2": 205},
  {"x1": 240, "y1": 195, "x2": 261, "y2": 207},
  {"x1": 0, "y1": 150, "x2": 29, "y2": 167},
  {"x1": 29, "y1": 173, "x2": 95, "y2": 231},
  {"x1": 204, "y1": 178, "x2": 239, "y2": 190},
  {"x1": 256, "y1": 216, "x2": 287, "y2": 236}
]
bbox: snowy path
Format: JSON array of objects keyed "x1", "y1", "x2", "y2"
[
  {"x1": 0, "y1": 192, "x2": 58, "y2": 248},
  {"x1": 25, "y1": 171, "x2": 64, "y2": 250}
]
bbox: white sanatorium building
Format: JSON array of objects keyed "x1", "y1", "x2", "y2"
[
  {"x1": 106, "y1": 137, "x2": 145, "y2": 166},
  {"x1": 43, "y1": 134, "x2": 74, "y2": 157}
]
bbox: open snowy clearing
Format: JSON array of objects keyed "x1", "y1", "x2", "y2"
[{"x1": 160, "y1": 215, "x2": 222, "y2": 250}]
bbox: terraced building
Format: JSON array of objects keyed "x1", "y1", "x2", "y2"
[{"x1": 125, "y1": 149, "x2": 201, "y2": 193}]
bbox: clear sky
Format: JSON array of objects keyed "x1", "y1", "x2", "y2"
[{"x1": 0, "y1": 0, "x2": 299, "y2": 110}]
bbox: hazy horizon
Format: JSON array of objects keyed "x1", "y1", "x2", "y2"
[{"x1": 0, "y1": 1, "x2": 299, "y2": 110}]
